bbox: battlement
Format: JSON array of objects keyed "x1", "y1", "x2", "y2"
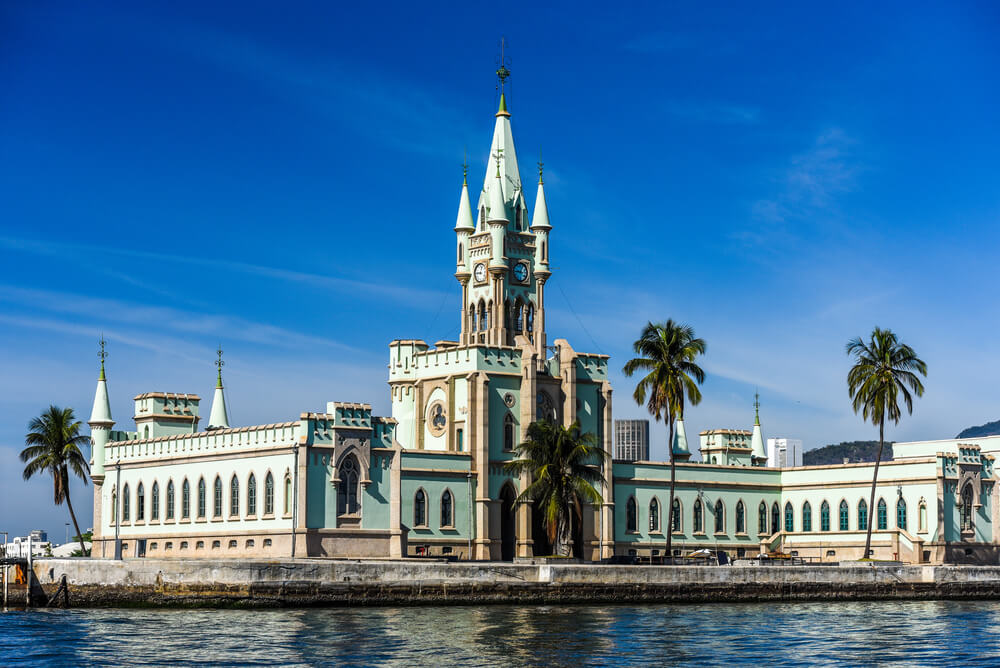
[{"x1": 388, "y1": 342, "x2": 523, "y2": 381}]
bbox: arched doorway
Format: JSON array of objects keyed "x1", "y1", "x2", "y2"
[{"x1": 500, "y1": 484, "x2": 517, "y2": 561}]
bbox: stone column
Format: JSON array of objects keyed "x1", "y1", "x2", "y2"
[
  {"x1": 517, "y1": 351, "x2": 537, "y2": 558},
  {"x1": 459, "y1": 279, "x2": 469, "y2": 345},
  {"x1": 534, "y1": 273, "x2": 549, "y2": 364},
  {"x1": 388, "y1": 446, "x2": 403, "y2": 558},
  {"x1": 600, "y1": 381, "x2": 615, "y2": 560},
  {"x1": 91, "y1": 474, "x2": 104, "y2": 558},
  {"x1": 470, "y1": 372, "x2": 493, "y2": 559},
  {"x1": 296, "y1": 439, "x2": 309, "y2": 557}
]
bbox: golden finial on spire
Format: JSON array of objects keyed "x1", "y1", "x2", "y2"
[
  {"x1": 98, "y1": 335, "x2": 108, "y2": 380},
  {"x1": 215, "y1": 345, "x2": 225, "y2": 389},
  {"x1": 538, "y1": 148, "x2": 544, "y2": 185}
]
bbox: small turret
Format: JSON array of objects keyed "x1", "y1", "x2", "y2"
[
  {"x1": 487, "y1": 154, "x2": 508, "y2": 269},
  {"x1": 455, "y1": 163, "x2": 474, "y2": 276},
  {"x1": 673, "y1": 418, "x2": 691, "y2": 461},
  {"x1": 531, "y1": 153, "x2": 551, "y2": 270},
  {"x1": 208, "y1": 346, "x2": 230, "y2": 430},
  {"x1": 750, "y1": 392, "x2": 767, "y2": 466},
  {"x1": 88, "y1": 337, "x2": 114, "y2": 478}
]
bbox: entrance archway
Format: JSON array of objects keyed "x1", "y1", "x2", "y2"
[{"x1": 500, "y1": 484, "x2": 516, "y2": 561}]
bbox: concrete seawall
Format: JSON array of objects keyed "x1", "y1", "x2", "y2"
[{"x1": 12, "y1": 559, "x2": 1000, "y2": 608}]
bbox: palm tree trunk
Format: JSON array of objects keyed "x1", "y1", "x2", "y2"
[
  {"x1": 63, "y1": 468, "x2": 87, "y2": 556},
  {"x1": 864, "y1": 418, "x2": 885, "y2": 560},
  {"x1": 666, "y1": 415, "x2": 675, "y2": 563}
]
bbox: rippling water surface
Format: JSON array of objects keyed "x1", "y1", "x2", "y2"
[{"x1": 3, "y1": 600, "x2": 1000, "y2": 666}]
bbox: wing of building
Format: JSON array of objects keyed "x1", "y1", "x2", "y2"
[{"x1": 87, "y1": 72, "x2": 997, "y2": 565}]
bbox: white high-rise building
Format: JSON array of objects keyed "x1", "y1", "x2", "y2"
[
  {"x1": 767, "y1": 438, "x2": 803, "y2": 468},
  {"x1": 615, "y1": 420, "x2": 650, "y2": 461}
]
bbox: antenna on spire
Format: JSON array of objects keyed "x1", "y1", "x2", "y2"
[
  {"x1": 462, "y1": 147, "x2": 469, "y2": 186},
  {"x1": 215, "y1": 345, "x2": 225, "y2": 388},
  {"x1": 98, "y1": 335, "x2": 108, "y2": 380},
  {"x1": 754, "y1": 389, "x2": 761, "y2": 425},
  {"x1": 537, "y1": 148, "x2": 544, "y2": 185}
]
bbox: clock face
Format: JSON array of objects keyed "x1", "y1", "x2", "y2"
[
  {"x1": 474, "y1": 263, "x2": 486, "y2": 282},
  {"x1": 513, "y1": 262, "x2": 528, "y2": 283}
]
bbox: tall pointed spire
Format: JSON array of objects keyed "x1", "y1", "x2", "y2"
[
  {"x1": 751, "y1": 391, "x2": 767, "y2": 466},
  {"x1": 455, "y1": 162, "x2": 474, "y2": 228},
  {"x1": 673, "y1": 418, "x2": 691, "y2": 461},
  {"x1": 208, "y1": 345, "x2": 230, "y2": 429},
  {"x1": 88, "y1": 336, "x2": 114, "y2": 478},
  {"x1": 531, "y1": 151, "x2": 551, "y2": 231}
]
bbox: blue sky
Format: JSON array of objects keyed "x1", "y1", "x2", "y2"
[{"x1": 2, "y1": 2, "x2": 998, "y2": 538}]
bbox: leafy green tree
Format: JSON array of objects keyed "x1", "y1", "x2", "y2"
[
  {"x1": 624, "y1": 320, "x2": 706, "y2": 559},
  {"x1": 846, "y1": 328, "x2": 927, "y2": 559},
  {"x1": 504, "y1": 420, "x2": 607, "y2": 557},
  {"x1": 21, "y1": 406, "x2": 91, "y2": 556}
]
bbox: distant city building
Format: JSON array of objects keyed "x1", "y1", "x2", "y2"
[
  {"x1": 615, "y1": 420, "x2": 650, "y2": 461},
  {"x1": 767, "y1": 438, "x2": 803, "y2": 468},
  {"x1": 1, "y1": 530, "x2": 52, "y2": 558}
]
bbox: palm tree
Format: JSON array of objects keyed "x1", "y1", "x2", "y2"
[
  {"x1": 504, "y1": 420, "x2": 607, "y2": 557},
  {"x1": 846, "y1": 327, "x2": 927, "y2": 560},
  {"x1": 623, "y1": 320, "x2": 706, "y2": 560},
  {"x1": 21, "y1": 406, "x2": 91, "y2": 556}
]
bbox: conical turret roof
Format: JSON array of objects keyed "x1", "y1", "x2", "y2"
[{"x1": 455, "y1": 174, "x2": 474, "y2": 231}]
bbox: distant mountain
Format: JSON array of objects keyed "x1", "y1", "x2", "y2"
[
  {"x1": 802, "y1": 440, "x2": 894, "y2": 466},
  {"x1": 957, "y1": 420, "x2": 1000, "y2": 439}
]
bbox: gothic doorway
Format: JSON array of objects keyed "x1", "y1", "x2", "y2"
[{"x1": 500, "y1": 484, "x2": 517, "y2": 561}]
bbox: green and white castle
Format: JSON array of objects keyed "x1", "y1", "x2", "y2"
[{"x1": 87, "y1": 75, "x2": 999, "y2": 565}]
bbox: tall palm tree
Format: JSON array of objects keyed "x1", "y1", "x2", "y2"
[
  {"x1": 504, "y1": 420, "x2": 607, "y2": 557},
  {"x1": 21, "y1": 406, "x2": 91, "y2": 556},
  {"x1": 623, "y1": 320, "x2": 706, "y2": 560},
  {"x1": 846, "y1": 327, "x2": 927, "y2": 560}
]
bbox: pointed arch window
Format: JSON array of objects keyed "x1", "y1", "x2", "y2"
[
  {"x1": 247, "y1": 473, "x2": 257, "y2": 516},
  {"x1": 469, "y1": 306, "x2": 477, "y2": 332},
  {"x1": 284, "y1": 475, "x2": 293, "y2": 515},
  {"x1": 802, "y1": 501, "x2": 812, "y2": 532},
  {"x1": 479, "y1": 301, "x2": 488, "y2": 331},
  {"x1": 821, "y1": 501, "x2": 830, "y2": 531},
  {"x1": 858, "y1": 499, "x2": 868, "y2": 531},
  {"x1": 649, "y1": 498, "x2": 660, "y2": 532},
  {"x1": 714, "y1": 499, "x2": 725, "y2": 534},
  {"x1": 213, "y1": 476, "x2": 223, "y2": 518},
  {"x1": 503, "y1": 413, "x2": 515, "y2": 452},
  {"x1": 918, "y1": 499, "x2": 927, "y2": 532},
  {"x1": 735, "y1": 500, "x2": 745, "y2": 534},
  {"x1": 758, "y1": 501, "x2": 768, "y2": 535},
  {"x1": 110, "y1": 487, "x2": 118, "y2": 526},
  {"x1": 694, "y1": 498, "x2": 703, "y2": 533},
  {"x1": 414, "y1": 489, "x2": 427, "y2": 527},
  {"x1": 182, "y1": 479, "x2": 190, "y2": 519},
  {"x1": 166, "y1": 481, "x2": 175, "y2": 520},
  {"x1": 151, "y1": 481, "x2": 159, "y2": 521},
  {"x1": 896, "y1": 497, "x2": 907, "y2": 530},
  {"x1": 671, "y1": 498, "x2": 681, "y2": 533},
  {"x1": 514, "y1": 299, "x2": 524, "y2": 333},
  {"x1": 771, "y1": 502, "x2": 780, "y2": 535},
  {"x1": 198, "y1": 478, "x2": 206, "y2": 518},
  {"x1": 338, "y1": 455, "x2": 361, "y2": 516},
  {"x1": 264, "y1": 472, "x2": 274, "y2": 516},
  {"x1": 441, "y1": 490, "x2": 454, "y2": 528},
  {"x1": 961, "y1": 484, "x2": 974, "y2": 532},
  {"x1": 137, "y1": 482, "x2": 145, "y2": 521},
  {"x1": 122, "y1": 483, "x2": 130, "y2": 521},
  {"x1": 877, "y1": 498, "x2": 887, "y2": 530},
  {"x1": 527, "y1": 305, "x2": 534, "y2": 334},
  {"x1": 626, "y1": 496, "x2": 637, "y2": 533},
  {"x1": 839, "y1": 500, "x2": 849, "y2": 531},
  {"x1": 784, "y1": 502, "x2": 794, "y2": 532},
  {"x1": 230, "y1": 475, "x2": 240, "y2": 518}
]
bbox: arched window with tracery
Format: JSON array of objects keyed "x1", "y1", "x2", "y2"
[
  {"x1": 182, "y1": 479, "x2": 191, "y2": 519},
  {"x1": 735, "y1": 500, "x2": 745, "y2": 534},
  {"x1": 414, "y1": 489, "x2": 427, "y2": 526},
  {"x1": 802, "y1": 501, "x2": 812, "y2": 532},
  {"x1": 122, "y1": 483, "x2": 130, "y2": 521},
  {"x1": 784, "y1": 502, "x2": 793, "y2": 532},
  {"x1": 514, "y1": 298, "x2": 524, "y2": 333},
  {"x1": 338, "y1": 455, "x2": 361, "y2": 516},
  {"x1": 758, "y1": 501, "x2": 767, "y2": 534},
  {"x1": 714, "y1": 499, "x2": 725, "y2": 534},
  {"x1": 479, "y1": 301, "x2": 488, "y2": 331},
  {"x1": 821, "y1": 501, "x2": 830, "y2": 531},
  {"x1": 441, "y1": 490, "x2": 453, "y2": 527},
  {"x1": 839, "y1": 500, "x2": 849, "y2": 530},
  {"x1": 896, "y1": 497, "x2": 907, "y2": 530},
  {"x1": 694, "y1": 498, "x2": 703, "y2": 533},
  {"x1": 877, "y1": 498, "x2": 887, "y2": 530},
  {"x1": 961, "y1": 484, "x2": 974, "y2": 532},
  {"x1": 247, "y1": 473, "x2": 257, "y2": 516},
  {"x1": 527, "y1": 305, "x2": 534, "y2": 334},
  {"x1": 197, "y1": 478, "x2": 206, "y2": 518},
  {"x1": 649, "y1": 498, "x2": 659, "y2": 532},
  {"x1": 137, "y1": 482, "x2": 145, "y2": 521},
  {"x1": 469, "y1": 305, "x2": 477, "y2": 332},
  {"x1": 264, "y1": 472, "x2": 274, "y2": 516},
  {"x1": 166, "y1": 481, "x2": 175, "y2": 520},
  {"x1": 771, "y1": 502, "x2": 780, "y2": 534},
  {"x1": 671, "y1": 498, "x2": 681, "y2": 533},
  {"x1": 858, "y1": 498, "x2": 868, "y2": 531},
  {"x1": 626, "y1": 496, "x2": 637, "y2": 532}
]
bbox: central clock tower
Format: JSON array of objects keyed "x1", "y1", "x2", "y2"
[{"x1": 454, "y1": 92, "x2": 551, "y2": 359}]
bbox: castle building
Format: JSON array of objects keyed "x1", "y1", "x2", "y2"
[{"x1": 86, "y1": 69, "x2": 999, "y2": 565}]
